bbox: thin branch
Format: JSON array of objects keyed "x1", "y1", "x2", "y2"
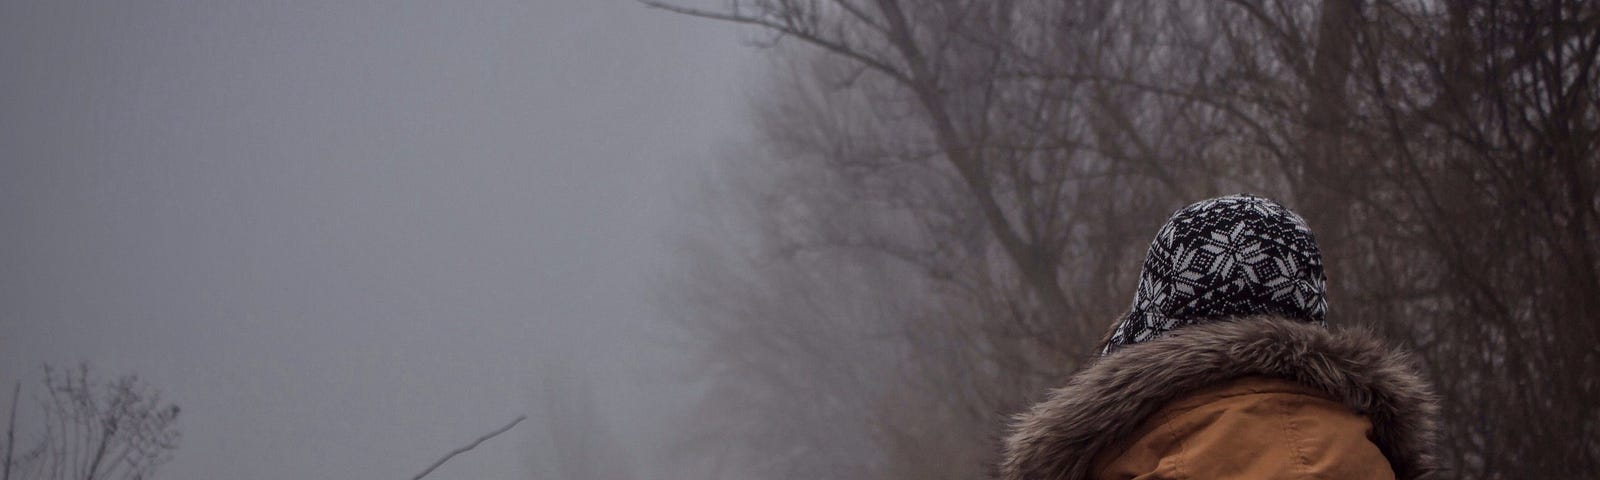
[
  {"x1": 830, "y1": 0, "x2": 888, "y2": 34},
  {"x1": 638, "y1": 1, "x2": 910, "y2": 83},
  {"x1": 3, "y1": 382, "x2": 17, "y2": 480},
  {"x1": 410, "y1": 415, "x2": 526, "y2": 480}
]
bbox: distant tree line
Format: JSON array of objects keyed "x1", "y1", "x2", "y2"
[{"x1": 655, "y1": 0, "x2": 1598, "y2": 478}]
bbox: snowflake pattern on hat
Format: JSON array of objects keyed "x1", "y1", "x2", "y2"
[{"x1": 1102, "y1": 194, "x2": 1327, "y2": 355}]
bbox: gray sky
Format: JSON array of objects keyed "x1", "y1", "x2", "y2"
[{"x1": 0, "y1": 1, "x2": 754, "y2": 478}]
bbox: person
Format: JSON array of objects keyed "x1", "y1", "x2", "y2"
[{"x1": 1000, "y1": 194, "x2": 1441, "y2": 480}]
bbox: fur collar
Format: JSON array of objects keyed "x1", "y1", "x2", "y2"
[{"x1": 1000, "y1": 316, "x2": 1441, "y2": 480}]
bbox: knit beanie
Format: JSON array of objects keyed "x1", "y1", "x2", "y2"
[{"x1": 1102, "y1": 194, "x2": 1328, "y2": 355}]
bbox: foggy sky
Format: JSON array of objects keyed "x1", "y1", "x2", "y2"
[{"x1": 0, "y1": 1, "x2": 754, "y2": 478}]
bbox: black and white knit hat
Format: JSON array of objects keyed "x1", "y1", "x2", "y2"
[{"x1": 1102, "y1": 194, "x2": 1327, "y2": 355}]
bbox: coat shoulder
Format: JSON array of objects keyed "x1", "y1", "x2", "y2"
[
  {"x1": 1000, "y1": 317, "x2": 1440, "y2": 480},
  {"x1": 1093, "y1": 376, "x2": 1397, "y2": 479}
]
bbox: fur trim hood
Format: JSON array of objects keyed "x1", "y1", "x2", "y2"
[{"x1": 1001, "y1": 316, "x2": 1441, "y2": 480}]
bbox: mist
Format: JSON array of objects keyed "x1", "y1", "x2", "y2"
[
  {"x1": 0, "y1": 1, "x2": 753, "y2": 479},
  {"x1": 6, "y1": 1, "x2": 1597, "y2": 479}
]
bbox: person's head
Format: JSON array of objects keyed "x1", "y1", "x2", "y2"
[{"x1": 1100, "y1": 194, "x2": 1327, "y2": 355}]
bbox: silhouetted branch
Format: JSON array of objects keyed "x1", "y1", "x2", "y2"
[
  {"x1": 409, "y1": 415, "x2": 525, "y2": 480},
  {"x1": 638, "y1": 1, "x2": 909, "y2": 83},
  {"x1": 3, "y1": 382, "x2": 17, "y2": 480}
]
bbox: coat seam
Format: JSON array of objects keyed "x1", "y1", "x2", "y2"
[{"x1": 1280, "y1": 399, "x2": 1313, "y2": 476}]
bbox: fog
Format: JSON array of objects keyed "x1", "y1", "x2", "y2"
[
  {"x1": 9, "y1": 1, "x2": 1595, "y2": 479},
  {"x1": 0, "y1": 1, "x2": 753, "y2": 479}
]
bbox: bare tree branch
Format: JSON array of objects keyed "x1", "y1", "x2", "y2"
[
  {"x1": 3, "y1": 383, "x2": 17, "y2": 480},
  {"x1": 409, "y1": 415, "x2": 525, "y2": 480},
  {"x1": 638, "y1": 1, "x2": 910, "y2": 83}
]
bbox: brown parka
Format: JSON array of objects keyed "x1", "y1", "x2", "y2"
[{"x1": 1001, "y1": 316, "x2": 1442, "y2": 480}]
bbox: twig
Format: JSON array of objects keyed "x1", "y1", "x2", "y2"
[
  {"x1": 3, "y1": 382, "x2": 17, "y2": 480},
  {"x1": 410, "y1": 415, "x2": 526, "y2": 480}
]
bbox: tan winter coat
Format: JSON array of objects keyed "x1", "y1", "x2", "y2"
[{"x1": 1001, "y1": 316, "x2": 1441, "y2": 480}]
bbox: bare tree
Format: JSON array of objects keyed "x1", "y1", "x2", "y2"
[
  {"x1": 6, "y1": 364, "x2": 180, "y2": 480},
  {"x1": 1344, "y1": 1, "x2": 1600, "y2": 474},
  {"x1": 656, "y1": 0, "x2": 1599, "y2": 478}
]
